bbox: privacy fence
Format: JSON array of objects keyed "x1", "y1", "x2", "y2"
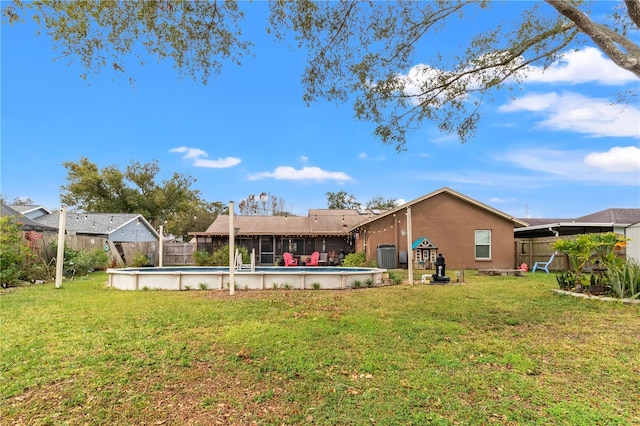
[{"x1": 20, "y1": 231, "x2": 193, "y2": 267}]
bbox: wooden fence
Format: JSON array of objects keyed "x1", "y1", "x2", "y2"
[
  {"x1": 515, "y1": 237, "x2": 571, "y2": 272},
  {"x1": 162, "y1": 242, "x2": 196, "y2": 266},
  {"x1": 20, "y1": 231, "x2": 159, "y2": 267}
]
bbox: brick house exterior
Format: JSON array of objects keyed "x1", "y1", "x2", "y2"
[{"x1": 350, "y1": 188, "x2": 528, "y2": 269}]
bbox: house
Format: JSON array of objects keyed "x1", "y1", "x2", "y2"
[
  {"x1": 2, "y1": 203, "x2": 58, "y2": 232},
  {"x1": 349, "y1": 187, "x2": 528, "y2": 270},
  {"x1": 514, "y1": 208, "x2": 640, "y2": 269},
  {"x1": 192, "y1": 209, "x2": 382, "y2": 265},
  {"x1": 196, "y1": 187, "x2": 526, "y2": 269},
  {"x1": 33, "y1": 212, "x2": 159, "y2": 242}
]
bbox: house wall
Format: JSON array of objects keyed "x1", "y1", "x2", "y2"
[
  {"x1": 109, "y1": 221, "x2": 157, "y2": 243},
  {"x1": 625, "y1": 222, "x2": 640, "y2": 264},
  {"x1": 360, "y1": 192, "x2": 517, "y2": 269}
]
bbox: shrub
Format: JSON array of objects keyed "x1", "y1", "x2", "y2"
[
  {"x1": 0, "y1": 217, "x2": 34, "y2": 286},
  {"x1": 211, "y1": 244, "x2": 249, "y2": 266},
  {"x1": 132, "y1": 252, "x2": 150, "y2": 267},
  {"x1": 194, "y1": 250, "x2": 215, "y2": 266},
  {"x1": 50, "y1": 243, "x2": 110, "y2": 278},
  {"x1": 389, "y1": 272, "x2": 402, "y2": 285},
  {"x1": 607, "y1": 259, "x2": 640, "y2": 299},
  {"x1": 342, "y1": 252, "x2": 376, "y2": 267}
]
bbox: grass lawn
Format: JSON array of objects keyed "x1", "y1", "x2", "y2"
[{"x1": 1, "y1": 270, "x2": 639, "y2": 425}]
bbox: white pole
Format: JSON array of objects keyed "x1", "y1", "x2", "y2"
[
  {"x1": 55, "y1": 207, "x2": 66, "y2": 289},
  {"x1": 407, "y1": 206, "x2": 414, "y2": 285},
  {"x1": 158, "y1": 225, "x2": 164, "y2": 267},
  {"x1": 229, "y1": 201, "x2": 235, "y2": 295}
]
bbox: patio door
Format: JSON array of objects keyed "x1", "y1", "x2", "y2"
[{"x1": 260, "y1": 237, "x2": 275, "y2": 265}]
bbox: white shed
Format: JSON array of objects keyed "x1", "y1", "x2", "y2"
[{"x1": 625, "y1": 221, "x2": 640, "y2": 264}]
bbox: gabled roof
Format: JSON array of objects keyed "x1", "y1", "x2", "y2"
[
  {"x1": 200, "y1": 209, "x2": 380, "y2": 237},
  {"x1": 1, "y1": 203, "x2": 58, "y2": 232},
  {"x1": 8, "y1": 204, "x2": 51, "y2": 217},
  {"x1": 348, "y1": 187, "x2": 528, "y2": 230},
  {"x1": 34, "y1": 212, "x2": 159, "y2": 238},
  {"x1": 574, "y1": 208, "x2": 640, "y2": 225},
  {"x1": 412, "y1": 237, "x2": 437, "y2": 250}
]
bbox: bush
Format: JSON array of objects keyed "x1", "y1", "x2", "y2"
[
  {"x1": 132, "y1": 252, "x2": 150, "y2": 267},
  {"x1": 0, "y1": 217, "x2": 50, "y2": 287},
  {"x1": 342, "y1": 252, "x2": 376, "y2": 267},
  {"x1": 194, "y1": 250, "x2": 215, "y2": 266},
  {"x1": 51, "y1": 243, "x2": 110, "y2": 278},
  {"x1": 211, "y1": 245, "x2": 248, "y2": 266}
]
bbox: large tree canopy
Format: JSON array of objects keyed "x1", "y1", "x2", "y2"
[
  {"x1": 5, "y1": 0, "x2": 639, "y2": 149},
  {"x1": 60, "y1": 157, "x2": 226, "y2": 239}
]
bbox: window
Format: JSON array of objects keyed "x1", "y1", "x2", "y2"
[{"x1": 475, "y1": 230, "x2": 491, "y2": 259}]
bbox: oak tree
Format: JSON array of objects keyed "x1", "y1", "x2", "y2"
[
  {"x1": 5, "y1": 1, "x2": 638, "y2": 149},
  {"x1": 60, "y1": 157, "x2": 225, "y2": 238}
]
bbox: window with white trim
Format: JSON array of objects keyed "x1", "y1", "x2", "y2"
[{"x1": 475, "y1": 230, "x2": 491, "y2": 259}]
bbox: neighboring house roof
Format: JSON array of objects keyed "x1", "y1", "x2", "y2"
[
  {"x1": 34, "y1": 212, "x2": 160, "y2": 240},
  {"x1": 515, "y1": 208, "x2": 640, "y2": 238},
  {"x1": 200, "y1": 209, "x2": 383, "y2": 237},
  {"x1": 8, "y1": 204, "x2": 52, "y2": 219},
  {"x1": 348, "y1": 187, "x2": 529, "y2": 230},
  {"x1": 1, "y1": 203, "x2": 58, "y2": 232},
  {"x1": 574, "y1": 208, "x2": 640, "y2": 225}
]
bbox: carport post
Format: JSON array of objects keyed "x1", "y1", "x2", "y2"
[
  {"x1": 229, "y1": 201, "x2": 235, "y2": 295},
  {"x1": 407, "y1": 206, "x2": 414, "y2": 285}
]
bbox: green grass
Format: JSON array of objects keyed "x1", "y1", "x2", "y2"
[{"x1": 1, "y1": 271, "x2": 639, "y2": 425}]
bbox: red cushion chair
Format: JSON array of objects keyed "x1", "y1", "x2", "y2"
[
  {"x1": 283, "y1": 252, "x2": 298, "y2": 266},
  {"x1": 306, "y1": 251, "x2": 320, "y2": 266}
]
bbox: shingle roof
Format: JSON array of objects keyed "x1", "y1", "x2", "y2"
[
  {"x1": 8, "y1": 204, "x2": 51, "y2": 215},
  {"x1": 35, "y1": 212, "x2": 148, "y2": 235},
  {"x1": 202, "y1": 209, "x2": 378, "y2": 236},
  {"x1": 348, "y1": 187, "x2": 528, "y2": 230},
  {"x1": 574, "y1": 208, "x2": 640, "y2": 225},
  {"x1": 1, "y1": 203, "x2": 58, "y2": 231}
]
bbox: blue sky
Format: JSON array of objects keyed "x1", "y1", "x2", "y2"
[{"x1": 2, "y1": 2, "x2": 639, "y2": 219}]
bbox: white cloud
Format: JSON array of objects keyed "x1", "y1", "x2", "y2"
[
  {"x1": 497, "y1": 147, "x2": 639, "y2": 185},
  {"x1": 359, "y1": 152, "x2": 368, "y2": 159},
  {"x1": 525, "y1": 47, "x2": 637, "y2": 85},
  {"x1": 248, "y1": 166, "x2": 353, "y2": 182},
  {"x1": 490, "y1": 197, "x2": 518, "y2": 204},
  {"x1": 499, "y1": 92, "x2": 640, "y2": 138},
  {"x1": 300, "y1": 155, "x2": 309, "y2": 163},
  {"x1": 584, "y1": 146, "x2": 640, "y2": 172},
  {"x1": 169, "y1": 146, "x2": 241, "y2": 168}
]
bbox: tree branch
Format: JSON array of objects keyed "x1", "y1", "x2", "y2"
[{"x1": 545, "y1": 0, "x2": 640, "y2": 77}]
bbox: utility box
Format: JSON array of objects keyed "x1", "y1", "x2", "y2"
[{"x1": 376, "y1": 244, "x2": 397, "y2": 269}]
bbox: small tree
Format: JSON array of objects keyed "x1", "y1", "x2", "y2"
[
  {"x1": 0, "y1": 216, "x2": 31, "y2": 286},
  {"x1": 553, "y1": 232, "x2": 628, "y2": 288}
]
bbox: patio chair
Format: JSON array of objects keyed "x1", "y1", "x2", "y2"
[
  {"x1": 531, "y1": 252, "x2": 556, "y2": 274},
  {"x1": 318, "y1": 252, "x2": 328, "y2": 266},
  {"x1": 306, "y1": 251, "x2": 320, "y2": 266},
  {"x1": 283, "y1": 252, "x2": 298, "y2": 267}
]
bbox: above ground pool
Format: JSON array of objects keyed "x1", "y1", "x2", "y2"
[{"x1": 107, "y1": 266, "x2": 387, "y2": 290}]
